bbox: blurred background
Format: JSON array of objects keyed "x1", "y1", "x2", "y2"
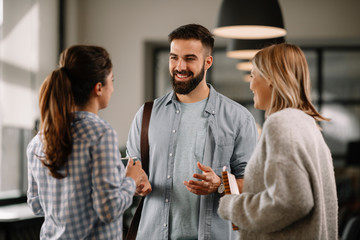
[{"x1": 0, "y1": 0, "x2": 359, "y2": 239}]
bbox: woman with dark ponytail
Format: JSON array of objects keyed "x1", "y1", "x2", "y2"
[{"x1": 27, "y1": 45, "x2": 149, "y2": 239}]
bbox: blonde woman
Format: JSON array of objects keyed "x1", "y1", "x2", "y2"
[
  {"x1": 218, "y1": 43, "x2": 338, "y2": 239},
  {"x1": 27, "y1": 45, "x2": 147, "y2": 239}
]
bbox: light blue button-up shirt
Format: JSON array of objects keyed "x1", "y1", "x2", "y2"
[{"x1": 127, "y1": 85, "x2": 257, "y2": 240}]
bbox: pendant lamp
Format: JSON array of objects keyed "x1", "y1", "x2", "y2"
[
  {"x1": 226, "y1": 37, "x2": 285, "y2": 59},
  {"x1": 236, "y1": 61, "x2": 253, "y2": 72},
  {"x1": 214, "y1": 0, "x2": 286, "y2": 39}
]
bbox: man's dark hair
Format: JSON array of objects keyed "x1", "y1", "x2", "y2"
[{"x1": 168, "y1": 24, "x2": 215, "y2": 55}]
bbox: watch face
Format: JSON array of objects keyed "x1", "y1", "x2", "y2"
[{"x1": 218, "y1": 183, "x2": 225, "y2": 194}]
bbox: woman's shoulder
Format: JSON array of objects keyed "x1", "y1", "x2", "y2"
[
  {"x1": 266, "y1": 108, "x2": 310, "y2": 125},
  {"x1": 73, "y1": 111, "x2": 116, "y2": 139},
  {"x1": 264, "y1": 108, "x2": 319, "y2": 143},
  {"x1": 27, "y1": 133, "x2": 41, "y2": 150},
  {"x1": 264, "y1": 108, "x2": 313, "y2": 135}
]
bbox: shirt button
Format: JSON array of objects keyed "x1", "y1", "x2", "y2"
[
  {"x1": 167, "y1": 175, "x2": 171, "y2": 179},
  {"x1": 172, "y1": 129, "x2": 176, "y2": 133},
  {"x1": 164, "y1": 223, "x2": 167, "y2": 227},
  {"x1": 176, "y1": 110, "x2": 179, "y2": 114},
  {"x1": 165, "y1": 198, "x2": 169, "y2": 203},
  {"x1": 169, "y1": 153, "x2": 173, "y2": 157}
]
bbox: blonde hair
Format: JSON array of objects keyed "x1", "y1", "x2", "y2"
[{"x1": 252, "y1": 43, "x2": 329, "y2": 122}]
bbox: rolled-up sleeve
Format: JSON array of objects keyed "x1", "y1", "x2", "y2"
[
  {"x1": 126, "y1": 104, "x2": 144, "y2": 160},
  {"x1": 231, "y1": 114, "x2": 258, "y2": 178}
]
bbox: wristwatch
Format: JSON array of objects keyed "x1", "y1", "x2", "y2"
[{"x1": 217, "y1": 177, "x2": 225, "y2": 195}]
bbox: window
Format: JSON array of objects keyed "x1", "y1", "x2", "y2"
[
  {"x1": 0, "y1": 0, "x2": 39, "y2": 201},
  {"x1": 0, "y1": 0, "x2": 58, "y2": 203}
]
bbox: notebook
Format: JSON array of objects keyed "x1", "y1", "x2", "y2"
[{"x1": 221, "y1": 166, "x2": 239, "y2": 230}]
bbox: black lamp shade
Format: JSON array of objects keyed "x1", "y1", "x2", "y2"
[{"x1": 214, "y1": 0, "x2": 287, "y2": 39}]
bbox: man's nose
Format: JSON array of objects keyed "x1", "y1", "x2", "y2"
[{"x1": 176, "y1": 59, "x2": 187, "y2": 71}]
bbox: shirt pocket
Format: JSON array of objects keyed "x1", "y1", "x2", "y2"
[{"x1": 214, "y1": 136, "x2": 234, "y2": 169}]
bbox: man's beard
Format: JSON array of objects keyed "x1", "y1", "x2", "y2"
[{"x1": 171, "y1": 64, "x2": 205, "y2": 95}]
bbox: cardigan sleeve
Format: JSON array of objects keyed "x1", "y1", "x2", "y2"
[{"x1": 218, "y1": 113, "x2": 315, "y2": 233}]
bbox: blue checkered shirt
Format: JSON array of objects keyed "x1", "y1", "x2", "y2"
[{"x1": 27, "y1": 111, "x2": 135, "y2": 239}]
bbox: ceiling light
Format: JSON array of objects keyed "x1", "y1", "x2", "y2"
[
  {"x1": 226, "y1": 37, "x2": 285, "y2": 59},
  {"x1": 236, "y1": 61, "x2": 253, "y2": 72},
  {"x1": 214, "y1": 0, "x2": 286, "y2": 39}
]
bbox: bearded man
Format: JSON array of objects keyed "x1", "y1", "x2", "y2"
[{"x1": 126, "y1": 24, "x2": 257, "y2": 240}]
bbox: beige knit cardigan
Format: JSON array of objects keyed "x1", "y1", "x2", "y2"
[{"x1": 218, "y1": 108, "x2": 338, "y2": 240}]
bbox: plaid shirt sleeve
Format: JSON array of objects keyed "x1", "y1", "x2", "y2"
[
  {"x1": 91, "y1": 127, "x2": 136, "y2": 223},
  {"x1": 26, "y1": 137, "x2": 45, "y2": 216}
]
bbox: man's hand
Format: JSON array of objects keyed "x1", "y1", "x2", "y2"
[{"x1": 183, "y1": 162, "x2": 221, "y2": 195}]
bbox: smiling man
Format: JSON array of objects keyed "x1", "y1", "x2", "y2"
[{"x1": 126, "y1": 24, "x2": 258, "y2": 240}]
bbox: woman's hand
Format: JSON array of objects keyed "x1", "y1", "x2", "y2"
[{"x1": 125, "y1": 158, "x2": 152, "y2": 196}]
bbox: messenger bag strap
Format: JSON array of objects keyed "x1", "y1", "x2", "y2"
[{"x1": 126, "y1": 101, "x2": 153, "y2": 240}]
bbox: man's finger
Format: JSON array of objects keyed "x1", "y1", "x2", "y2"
[
  {"x1": 197, "y1": 162, "x2": 213, "y2": 172},
  {"x1": 188, "y1": 180, "x2": 209, "y2": 187},
  {"x1": 192, "y1": 173, "x2": 209, "y2": 181},
  {"x1": 184, "y1": 185, "x2": 209, "y2": 195},
  {"x1": 184, "y1": 180, "x2": 209, "y2": 189}
]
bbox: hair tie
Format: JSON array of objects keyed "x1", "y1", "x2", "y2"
[
  {"x1": 60, "y1": 67, "x2": 68, "y2": 75},
  {"x1": 59, "y1": 67, "x2": 72, "y2": 83}
]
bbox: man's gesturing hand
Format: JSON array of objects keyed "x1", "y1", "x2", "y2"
[{"x1": 183, "y1": 162, "x2": 221, "y2": 195}]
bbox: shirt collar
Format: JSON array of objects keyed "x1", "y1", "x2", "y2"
[
  {"x1": 205, "y1": 84, "x2": 217, "y2": 115},
  {"x1": 73, "y1": 111, "x2": 99, "y2": 121},
  {"x1": 165, "y1": 84, "x2": 217, "y2": 115}
]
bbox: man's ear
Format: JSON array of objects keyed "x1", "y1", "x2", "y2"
[
  {"x1": 94, "y1": 82, "x2": 103, "y2": 96},
  {"x1": 205, "y1": 55, "x2": 213, "y2": 70}
]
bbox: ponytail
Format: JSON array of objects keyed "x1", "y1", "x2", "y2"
[
  {"x1": 39, "y1": 68, "x2": 74, "y2": 179},
  {"x1": 38, "y1": 45, "x2": 113, "y2": 179}
]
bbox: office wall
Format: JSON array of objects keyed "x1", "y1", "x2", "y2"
[{"x1": 65, "y1": 0, "x2": 360, "y2": 147}]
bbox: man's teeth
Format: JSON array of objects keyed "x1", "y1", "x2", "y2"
[{"x1": 177, "y1": 74, "x2": 188, "y2": 78}]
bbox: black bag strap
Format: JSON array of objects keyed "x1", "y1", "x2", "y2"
[
  {"x1": 140, "y1": 101, "x2": 153, "y2": 176},
  {"x1": 126, "y1": 101, "x2": 153, "y2": 240}
]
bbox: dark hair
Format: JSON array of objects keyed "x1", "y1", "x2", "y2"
[
  {"x1": 168, "y1": 24, "x2": 215, "y2": 55},
  {"x1": 39, "y1": 45, "x2": 113, "y2": 179}
]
